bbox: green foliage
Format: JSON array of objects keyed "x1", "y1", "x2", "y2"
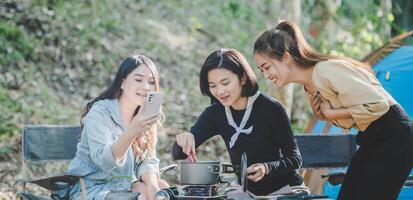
[
  {"x1": 0, "y1": 0, "x2": 396, "y2": 139},
  {"x1": 0, "y1": 20, "x2": 34, "y2": 66},
  {"x1": 0, "y1": 0, "x2": 402, "y2": 192},
  {"x1": 0, "y1": 87, "x2": 22, "y2": 138},
  {"x1": 304, "y1": 0, "x2": 391, "y2": 59},
  {"x1": 0, "y1": 0, "x2": 264, "y2": 138}
]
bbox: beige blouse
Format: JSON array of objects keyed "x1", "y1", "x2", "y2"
[{"x1": 312, "y1": 59, "x2": 396, "y2": 131}]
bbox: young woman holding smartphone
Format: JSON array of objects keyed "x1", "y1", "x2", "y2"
[{"x1": 67, "y1": 54, "x2": 168, "y2": 200}]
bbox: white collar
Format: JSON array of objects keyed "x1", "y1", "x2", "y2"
[{"x1": 225, "y1": 91, "x2": 261, "y2": 148}]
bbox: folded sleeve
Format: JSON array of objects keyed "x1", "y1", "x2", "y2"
[
  {"x1": 314, "y1": 61, "x2": 389, "y2": 131},
  {"x1": 83, "y1": 110, "x2": 125, "y2": 171}
]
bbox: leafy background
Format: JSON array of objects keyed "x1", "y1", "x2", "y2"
[{"x1": 1, "y1": 0, "x2": 410, "y2": 198}]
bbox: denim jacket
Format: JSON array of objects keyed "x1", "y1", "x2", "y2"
[{"x1": 66, "y1": 99, "x2": 159, "y2": 199}]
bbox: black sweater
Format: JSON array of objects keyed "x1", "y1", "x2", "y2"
[{"x1": 172, "y1": 93, "x2": 303, "y2": 195}]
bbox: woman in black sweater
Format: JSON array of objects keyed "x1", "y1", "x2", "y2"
[{"x1": 171, "y1": 48, "x2": 307, "y2": 195}]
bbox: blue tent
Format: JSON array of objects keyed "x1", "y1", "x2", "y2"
[
  {"x1": 321, "y1": 45, "x2": 413, "y2": 199},
  {"x1": 375, "y1": 46, "x2": 413, "y2": 118}
]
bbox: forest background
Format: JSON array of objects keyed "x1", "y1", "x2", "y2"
[{"x1": 1, "y1": 0, "x2": 412, "y2": 198}]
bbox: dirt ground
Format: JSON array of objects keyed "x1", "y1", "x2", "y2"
[{"x1": 0, "y1": 136, "x2": 26, "y2": 200}]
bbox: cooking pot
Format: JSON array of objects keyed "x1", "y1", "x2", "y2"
[{"x1": 179, "y1": 160, "x2": 235, "y2": 185}]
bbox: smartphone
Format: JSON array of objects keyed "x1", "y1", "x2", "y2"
[{"x1": 142, "y1": 92, "x2": 163, "y2": 117}]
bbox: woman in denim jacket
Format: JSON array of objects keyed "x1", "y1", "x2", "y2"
[{"x1": 66, "y1": 54, "x2": 168, "y2": 200}]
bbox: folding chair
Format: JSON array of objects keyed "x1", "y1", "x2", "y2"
[
  {"x1": 294, "y1": 134, "x2": 358, "y2": 196},
  {"x1": 17, "y1": 125, "x2": 87, "y2": 200},
  {"x1": 16, "y1": 125, "x2": 176, "y2": 200},
  {"x1": 295, "y1": 134, "x2": 357, "y2": 168}
]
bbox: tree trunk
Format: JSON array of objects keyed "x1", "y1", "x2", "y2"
[
  {"x1": 308, "y1": 0, "x2": 341, "y2": 38},
  {"x1": 392, "y1": 0, "x2": 413, "y2": 42},
  {"x1": 381, "y1": 0, "x2": 393, "y2": 36}
]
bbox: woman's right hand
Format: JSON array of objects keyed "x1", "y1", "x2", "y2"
[
  {"x1": 176, "y1": 132, "x2": 195, "y2": 155},
  {"x1": 307, "y1": 91, "x2": 326, "y2": 120},
  {"x1": 128, "y1": 107, "x2": 160, "y2": 138}
]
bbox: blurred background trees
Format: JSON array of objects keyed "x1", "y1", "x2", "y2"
[{"x1": 1, "y1": 0, "x2": 412, "y2": 197}]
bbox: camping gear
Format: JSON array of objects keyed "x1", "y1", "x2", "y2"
[
  {"x1": 179, "y1": 160, "x2": 236, "y2": 185},
  {"x1": 17, "y1": 125, "x2": 87, "y2": 200}
]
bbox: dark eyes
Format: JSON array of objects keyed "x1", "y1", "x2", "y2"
[
  {"x1": 260, "y1": 65, "x2": 270, "y2": 72},
  {"x1": 209, "y1": 82, "x2": 229, "y2": 88},
  {"x1": 135, "y1": 79, "x2": 155, "y2": 85}
]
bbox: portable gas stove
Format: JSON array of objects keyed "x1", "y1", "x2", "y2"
[
  {"x1": 155, "y1": 184, "x2": 227, "y2": 200},
  {"x1": 156, "y1": 153, "x2": 249, "y2": 200}
]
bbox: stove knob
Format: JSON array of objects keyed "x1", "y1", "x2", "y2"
[{"x1": 155, "y1": 190, "x2": 171, "y2": 200}]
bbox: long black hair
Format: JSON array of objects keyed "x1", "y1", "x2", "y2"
[
  {"x1": 80, "y1": 54, "x2": 161, "y2": 159},
  {"x1": 254, "y1": 20, "x2": 371, "y2": 70}
]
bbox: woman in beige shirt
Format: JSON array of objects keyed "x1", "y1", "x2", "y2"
[{"x1": 253, "y1": 20, "x2": 413, "y2": 200}]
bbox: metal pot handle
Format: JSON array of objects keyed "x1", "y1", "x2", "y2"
[
  {"x1": 209, "y1": 164, "x2": 221, "y2": 174},
  {"x1": 240, "y1": 153, "x2": 248, "y2": 192},
  {"x1": 221, "y1": 163, "x2": 235, "y2": 173}
]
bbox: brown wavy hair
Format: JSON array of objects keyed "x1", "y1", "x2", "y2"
[
  {"x1": 80, "y1": 54, "x2": 162, "y2": 159},
  {"x1": 253, "y1": 20, "x2": 371, "y2": 72}
]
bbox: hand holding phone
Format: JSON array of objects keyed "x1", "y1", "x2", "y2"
[
  {"x1": 127, "y1": 96, "x2": 161, "y2": 138},
  {"x1": 142, "y1": 92, "x2": 163, "y2": 117}
]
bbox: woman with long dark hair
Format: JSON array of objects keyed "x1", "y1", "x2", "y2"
[
  {"x1": 253, "y1": 20, "x2": 413, "y2": 200},
  {"x1": 66, "y1": 54, "x2": 167, "y2": 200}
]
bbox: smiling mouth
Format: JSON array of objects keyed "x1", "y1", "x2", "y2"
[{"x1": 219, "y1": 96, "x2": 230, "y2": 102}]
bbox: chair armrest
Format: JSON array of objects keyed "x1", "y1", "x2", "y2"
[
  {"x1": 17, "y1": 175, "x2": 80, "y2": 191},
  {"x1": 159, "y1": 164, "x2": 177, "y2": 175},
  {"x1": 321, "y1": 171, "x2": 346, "y2": 186},
  {"x1": 17, "y1": 192, "x2": 50, "y2": 200},
  {"x1": 321, "y1": 173, "x2": 413, "y2": 187}
]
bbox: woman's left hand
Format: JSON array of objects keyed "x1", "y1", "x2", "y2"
[
  {"x1": 147, "y1": 184, "x2": 160, "y2": 200},
  {"x1": 247, "y1": 163, "x2": 267, "y2": 182}
]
